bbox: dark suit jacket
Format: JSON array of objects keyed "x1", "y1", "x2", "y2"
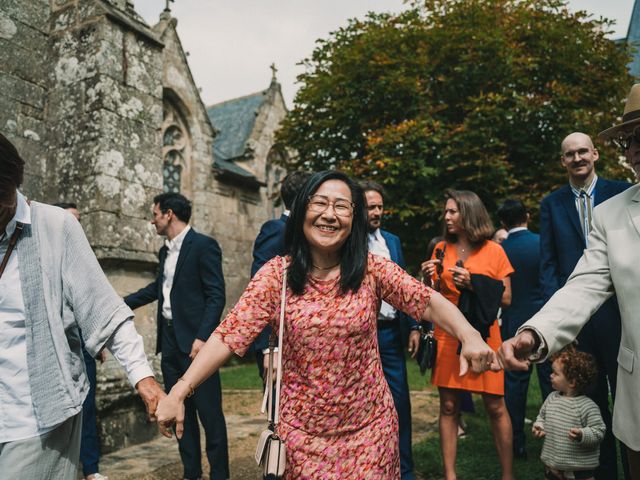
[
  {"x1": 500, "y1": 229, "x2": 544, "y2": 339},
  {"x1": 379, "y1": 229, "x2": 419, "y2": 332},
  {"x1": 539, "y1": 177, "x2": 631, "y2": 300},
  {"x1": 250, "y1": 214, "x2": 288, "y2": 351},
  {"x1": 124, "y1": 228, "x2": 226, "y2": 355}
]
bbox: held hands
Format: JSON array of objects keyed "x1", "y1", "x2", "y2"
[
  {"x1": 407, "y1": 330, "x2": 420, "y2": 359},
  {"x1": 458, "y1": 330, "x2": 501, "y2": 376},
  {"x1": 135, "y1": 377, "x2": 166, "y2": 422},
  {"x1": 189, "y1": 339, "x2": 206, "y2": 360},
  {"x1": 497, "y1": 330, "x2": 537, "y2": 370},
  {"x1": 156, "y1": 390, "x2": 186, "y2": 439},
  {"x1": 532, "y1": 424, "x2": 545, "y2": 438}
]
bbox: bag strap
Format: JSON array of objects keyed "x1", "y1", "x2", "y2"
[
  {"x1": 0, "y1": 222, "x2": 24, "y2": 280},
  {"x1": 260, "y1": 257, "x2": 287, "y2": 430}
]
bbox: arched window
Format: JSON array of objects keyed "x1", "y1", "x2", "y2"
[{"x1": 161, "y1": 100, "x2": 191, "y2": 194}]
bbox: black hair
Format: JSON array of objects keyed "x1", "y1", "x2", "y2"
[
  {"x1": 285, "y1": 170, "x2": 368, "y2": 296},
  {"x1": 360, "y1": 180, "x2": 385, "y2": 200},
  {"x1": 281, "y1": 171, "x2": 312, "y2": 210},
  {"x1": 0, "y1": 133, "x2": 25, "y2": 202},
  {"x1": 426, "y1": 235, "x2": 444, "y2": 260},
  {"x1": 53, "y1": 202, "x2": 78, "y2": 210},
  {"x1": 153, "y1": 192, "x2": 192, "y2": 223},
  {"x1": 497, "y1": 199, "x2": 528, "y2": 230}
]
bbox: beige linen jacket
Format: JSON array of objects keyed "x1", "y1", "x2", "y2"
[{"x1": 521, "y1": 183, "x2": 640, "y2": 450}]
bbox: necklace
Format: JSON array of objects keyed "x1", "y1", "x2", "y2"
[{"x1": 312, "y1": 262, "x2": 340, "y2": 270}]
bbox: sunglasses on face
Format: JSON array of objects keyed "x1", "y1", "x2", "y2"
[{"x1": 612, "y1": 125, "x2": 640, "y2": 151}]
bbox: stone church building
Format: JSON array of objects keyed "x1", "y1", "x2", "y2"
[{"x1": 1, "y1": 0, "x2": 288, "y2": 451}]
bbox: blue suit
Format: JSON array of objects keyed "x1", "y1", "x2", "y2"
[
  {"x1": 378, "y1": 229, "x2": 418, "y2": 480},
  {"x1": 540, "y1": 177, "x2": 631, "y2": 479},
  {"x1": 250, "y1": 214, "x2": 288, "y2": 379},
  {"x1": 500, "y1": 229, "x2": 552, "y2": 453},
  {"x1": 125, "y1": 228, "x2": 229, "y2": 480}
]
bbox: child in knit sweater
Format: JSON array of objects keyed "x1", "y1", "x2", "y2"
[{"x1": 532, "y1": 346, "x2": 605, "y2": 480}]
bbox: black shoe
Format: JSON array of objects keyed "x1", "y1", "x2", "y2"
[{"x1": 513, "y1": 447, "x2": 528, "y2": 460}]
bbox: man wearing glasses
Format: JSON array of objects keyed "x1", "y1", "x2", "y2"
[
  {"x1": 362, "y1": 181, "x2": 420, "y2": 480},
  {"x1": 536, "y1": 130, "x2": 632, "y2": 479},
  {"x1": 500, "y1": 84, "x2": 640, "y2": 478}
]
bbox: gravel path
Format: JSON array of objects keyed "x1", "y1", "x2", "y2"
[{"x1": 100, "y1": 389, "x2": 440, "y2": 479}]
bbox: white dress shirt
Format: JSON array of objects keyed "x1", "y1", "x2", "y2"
[
  {"x1": 161, "y1": 225, "x2": 191, "y2": 320},
  {"x1": 0, "y1": 192, "x2": 153, "y2": 443},
  {"x1": 368, "y1": 229, "x2": 396, "y2": 320}
]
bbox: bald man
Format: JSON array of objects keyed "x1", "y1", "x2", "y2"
[{"x1": 538, "y1": 132, "x2": 632, "y2": 479}]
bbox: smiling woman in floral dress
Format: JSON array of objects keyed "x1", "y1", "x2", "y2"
[{"x1": 156, "y1": 171, "x2": 498, "y2": 479}]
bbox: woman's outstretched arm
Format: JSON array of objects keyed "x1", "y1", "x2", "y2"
[
  {"x1": 156, "y1": 334, "x2": 233, "y2": 438},
  {"x1": 423, "y1": 291, "x2": 499, "y2": 375}
]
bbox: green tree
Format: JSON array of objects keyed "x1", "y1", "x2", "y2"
[{"x1": 277, "y1": 0, "x2": 634, "y2": 268}]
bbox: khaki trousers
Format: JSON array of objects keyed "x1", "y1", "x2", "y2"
[{"x1": 0, "y1": 412, "x2": 82, "y2": 479}]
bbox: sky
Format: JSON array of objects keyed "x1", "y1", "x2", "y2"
[{"x1": 134, "y1": 0, "x2": 636, "y2": 107}]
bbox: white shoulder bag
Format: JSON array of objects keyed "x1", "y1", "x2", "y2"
[{"x1": 255, "y1": 257, "x2": 287, "y2": 478}]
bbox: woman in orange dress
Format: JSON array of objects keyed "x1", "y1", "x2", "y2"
[{"x1": 422, "y1": 190, "x2": 514, "y2": 480}]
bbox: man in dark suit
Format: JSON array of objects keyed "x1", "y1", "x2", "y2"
[
  {"x1": 498, "y1": 199, "x2": 552, "y2": 460},
  {"x1": 362, "y1": 181, "x2": 419, "y2": 480},
  {"x1": 250, "y1": 171, "x2": 311, "y2": 380},
  {"x1": 124, "y1": 193, "x2": 229, "y2": 480},
  {"x1": 539, "y1": 132, "x2": 632, "y2": 479}
]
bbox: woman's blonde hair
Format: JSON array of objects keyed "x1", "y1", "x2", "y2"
[{"x1": 442, "y1": 189, "x2": 494, "y2": 247}]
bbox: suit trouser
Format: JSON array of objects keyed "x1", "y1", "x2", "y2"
[
  {"x1": 577, "y1": 313, "x2": 629, "y2": 480},
  {"x1": 505, "y1": 361, "x2": 552, "y2": 451},
  {"x1": 378, "y1": 324, "x2": 415, "y2": 480},
  {"x1": 80, "y1": 348, "x2": 100, "y2": 476},
  {"x1": 162, "y1": 324, "x2": 230, "y2": 480},
  {"x1": 0, "y1": 412, "x2": 82, "y2": 479}
]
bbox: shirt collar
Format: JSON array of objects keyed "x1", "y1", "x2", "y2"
[
  {"x1": 368, "y1": 228, "x2": 384, "y2": 242},
  {"x1": 507, "y1": 226, "x2": 527, "y2": 235},
  {"x1": 283, "y1": 210, "x2": 290, "y2": 217},
  {"x1": 570, "y1": 174, "x2": 598, "y2": 197},
  {"x1": 3, "y1": 190, "x2": 31, "y2": 239},
  {"x1": 165, "y1": 225, "x2": 190, "y2": 251}
]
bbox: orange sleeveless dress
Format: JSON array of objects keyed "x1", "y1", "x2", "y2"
[{"x1": 430, "y1": 240, "x2": 513, "y2": 395}]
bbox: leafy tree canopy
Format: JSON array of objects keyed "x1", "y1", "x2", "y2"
[{"x1": 277, "y1": 0, "x2": 634, "y2": 268}]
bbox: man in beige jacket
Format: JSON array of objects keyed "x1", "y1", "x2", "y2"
[{"x1": 499, "y1": 84, "x2": 640, "y2": 478}]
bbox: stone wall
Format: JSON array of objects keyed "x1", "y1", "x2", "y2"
[{"x1": 1, "y1": 0, "x2": 288, "y2": 452}]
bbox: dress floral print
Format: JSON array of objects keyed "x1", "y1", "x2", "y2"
[{"x1": 214, "y1": 253, "x2": 432, "y2": 479}]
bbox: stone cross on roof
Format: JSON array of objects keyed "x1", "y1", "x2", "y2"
[
  {"x1": 164, "y1": 0, "x2": 174, "y2": 13},
  {"x1": 270, "y1": 63, "x2": 278, "y2": 81}
]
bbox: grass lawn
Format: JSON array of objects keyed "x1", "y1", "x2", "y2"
[
  {"x1": 220, "y1": 354, "x2": 623, "y2": 479},
  {"x1": 412, "y1": 368, "x2": 546, "y2": 479}
]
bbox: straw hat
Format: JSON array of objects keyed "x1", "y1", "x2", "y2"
[{"x1": 599, "y1": 84, "x2": 640, "y2": 139}]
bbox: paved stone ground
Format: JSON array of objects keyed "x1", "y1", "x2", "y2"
[{"x1": 100, "y1": 390, "x2": 439, "y2": 480}]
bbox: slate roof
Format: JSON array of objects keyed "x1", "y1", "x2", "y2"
[{"x1": 207, "y1": 91, "x2": 268, "y2": 161}]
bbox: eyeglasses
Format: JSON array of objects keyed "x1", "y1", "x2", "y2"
[
  {"x1": 562, "y1": 147, "x2": 592, "y2": 160},
  {"x1": 307, "y1": 195, "x2": 354, "y2": 217},
  {"x1": 612, "y1": 125, "x2": 640, "y2": 151}
]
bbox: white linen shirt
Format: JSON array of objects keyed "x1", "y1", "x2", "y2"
[
  {"x1": 0, "y1": 192, "x2": 153, "y2": 443},
  {"x1": 368, "y1": 229, "x2": 396, "y2": 320},
  {"x1": 161, "y1": 225, "x2": 191, "y2": 320},
  {"x1": 0, "y1": 191, "x2": 53, "y2": 442}
]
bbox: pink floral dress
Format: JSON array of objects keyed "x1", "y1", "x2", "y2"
[{"x1": 214, "y1": 253, "x2": 432, "y2": 479}]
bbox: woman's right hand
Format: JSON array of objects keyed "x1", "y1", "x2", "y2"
[
  {"x1": 421, "y1": 258, "x2": 441, "y2": 278},
  {"x1": 156, "y1": 391, "x2": 185, "y2": 439}
]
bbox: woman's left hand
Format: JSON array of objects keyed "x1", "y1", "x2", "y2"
[
  {"x1": 459, "y1": 331, "x2": 501, "y2": 375},
  {"x1": 448, "y1": 266, "x2": 471, "y2": 290}
]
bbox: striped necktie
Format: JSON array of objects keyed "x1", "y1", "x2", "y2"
[{"x1": 578, "y1": 189, "x2": 592, "y2": 246}]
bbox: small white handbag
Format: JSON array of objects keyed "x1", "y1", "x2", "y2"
[{"x1": 255, "y1": 257, "x2": 287, "y2": 478}]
